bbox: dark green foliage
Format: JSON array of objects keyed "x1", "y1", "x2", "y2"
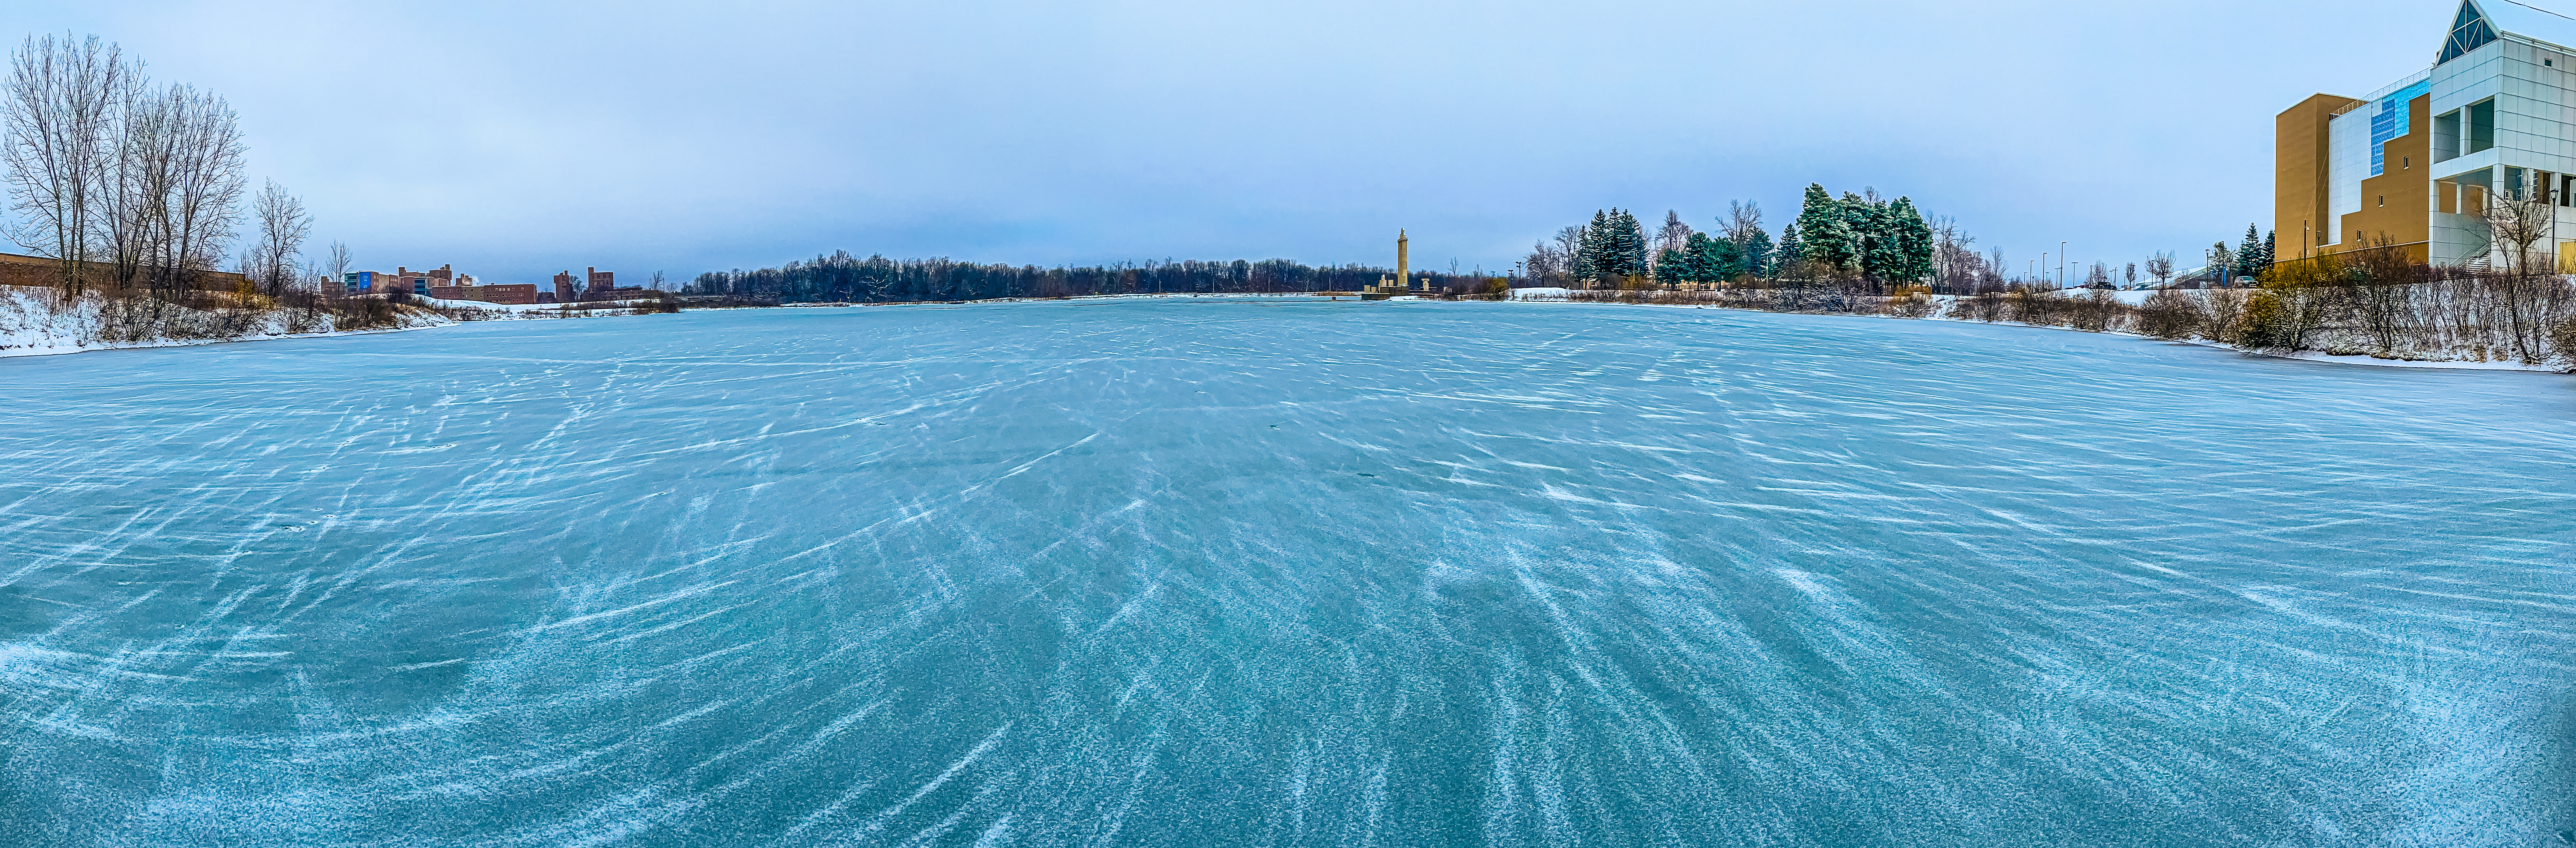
[
  {"x1": 2235, "y1": 224, "x2": 2265, "y2": 280},
  {"x1": 684, "y1": 251, "x2": 1411, "y2": 302},
  {"x1": 1776, "y1": 222, "x2": 1802, "y2": 275},
  {"x1": 1796, "y1": 184, "x2": 1858, "y2": 271},
  {"x1": 1663, "y1": 232, "x2": 1744, "y2": 283},
  {"x1": 1884, "y1": 197, "x2": 1936, "y2": 284},
  {"x1": 1846, "y1": 192, "x2": 1902, "y2": 279},
  {"x1": 1655, "y1": 247, "x2": 1688, "y2": 281},
  {"x1": 1741, "y1": 228, "x2": 1774, "y2": 277},
  {"x1": 1575, "y1": 211, "x2": 1605, "y2": 280},
  {"x1": 1605, "y1": 209, "x2": 1648, "y2": 277}
]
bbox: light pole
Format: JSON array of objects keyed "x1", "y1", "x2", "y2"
[{"x1": 2059, "y1": 241, "x2": 2067, "y2": 290}]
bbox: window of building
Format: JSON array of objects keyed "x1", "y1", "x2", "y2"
[
  {"x1": 2468, "y1": 99, "x2": 2496, "y2": 154},
  {"x1": 2379, "y1": 195, "x2": 2386, "y2": 206},
  {"x1": 2404, "y1": 156, "x2": 2411, "y2": 169},
  {"x1": 2440, "y1": 0, "x2": 2499, "y2": 65}
]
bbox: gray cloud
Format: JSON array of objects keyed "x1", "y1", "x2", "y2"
[{"x1": 15, "y1": 0, "x2": 2462, "y2": 284}]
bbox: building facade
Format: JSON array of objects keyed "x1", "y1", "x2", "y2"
[
  {"x1": 344, "y1": 264, "x2": 456, "y2": 296},
  {"x1": 2278, "y1": 0, "x2": 2576, "y2": 269},
  {"x1": 426, "y1": 283, "x2": 538, "y2": 304}
]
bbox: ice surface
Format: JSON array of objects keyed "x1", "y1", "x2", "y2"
[{"x1": 1, "y1": 298, "x2": 2572, "y2": 846}]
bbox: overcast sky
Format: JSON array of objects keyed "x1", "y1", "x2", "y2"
[{"x1": 12, "y1": 0, "x2": 2481, "y2": 284}]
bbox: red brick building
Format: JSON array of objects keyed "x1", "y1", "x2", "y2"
[{"x1": 426, "y1": 283, "x2": 538, "y2": 304}]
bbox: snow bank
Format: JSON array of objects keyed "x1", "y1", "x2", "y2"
[{"x1": 0, "y1": 288, "x2": 455, "y2": 358}]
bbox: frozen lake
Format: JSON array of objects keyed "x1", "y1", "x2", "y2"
[{"x1": 3, "y1": 298, "x2": 2572, "y2": 846}]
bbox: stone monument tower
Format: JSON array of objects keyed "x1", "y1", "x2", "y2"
[
  {"x1": 1363, "y1": 229, "x2": 1411, "y2": 300},
  {"x1": 1397, "y1": 229, "x2": 1409, "y2": 291}
]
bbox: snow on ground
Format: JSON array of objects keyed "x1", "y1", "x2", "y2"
[
  {"x1": 0, "y1": 287, "x2": 455, "y2": 358},
  {"x1": 423, "y1": 297, "x2": 676, "y2": 312},
  {"x1": 1505, "y1": 288, "x2": 2564, "y2": 373}
]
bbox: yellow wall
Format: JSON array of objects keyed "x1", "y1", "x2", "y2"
[
  {"x1": 2335, "y1": 93, "x2": 2433, "y2": 255},
  {"x1": 2276, "y1": 93, "x2": 2363, "y2": 259}
]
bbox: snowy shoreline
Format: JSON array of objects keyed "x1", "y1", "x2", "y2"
[
  {"x1": 1503, "y1": 288, "x2": 2568, "y2": 374},
  {"x1": 0, "y1": 320, "x2": 457, "y2": 359},
  {"x1": 8, "y1": 288, "x2": 2562, "y2": 374}
]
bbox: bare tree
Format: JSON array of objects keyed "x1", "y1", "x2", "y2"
[
  {"x1": 2144, "y1": 251, "x2": 2175, "y2": 288},
  {"x1": 248, "y1": 178, "x2": 309, "y2": 294},
  {"x1": 2348, "y1": 235, "x2": 2418, "y2": 355},
  {"x1": 324, "y1": 239, "x2": 351, "y2": 282},
  {"x1": 1720, "y1": 200, "x2": 1763, "y2": 247},
  {"x1": 1654, "y1": 209, "x2": 1692, "y2": 259},
  {"x1": 151, "y1": 84, "x2": 245, "y2": 298},
  {"x1": 1, "y1": 33, "x2": 130, "y2": 296},
  {"x1": 2476, "y1": 171, "x2": 2563, "y2": 360}
]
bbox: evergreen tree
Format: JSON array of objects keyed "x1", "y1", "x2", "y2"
[
  {"x1": 1742, "y1": 227, "x2": 1774, "y2": 277},
  {"x1": 1886, "y1": 197, "x2": 1936, "y2": 284},
  {"x1": 2235, "y1": 224, "x2": 2264, "y2": 280},
  {"x1": 1655, "y1": 246, "x2": 1688, "y2": 282},
  {"x1": 1795, "y1": 184, "x2": 1858, "y2": 271},
  {"x1": 2262, "y1": 230, "x2": 2276, "y2": 267},
  {"x1": 1709, "y1": 234, "x2": 1745, "y2": 279},
  {"x1": 1678, "y1": 232, "x2": 1743, "y2": 282},
  {"x1": 1845, "y1": 191, "x2": 1901, "y2": 280},
  {"x1": 1573, "y1": 210, "x2": 1608, "y2": 281},
  {"x1": 1605, "y1": 209, "x2": 1648, "y2": 278},
  {"x1": 1776, "y1": 222, "x2": 1802, "y2": 276},
  {"x1": 2209, "y1": 241, "x2": 2235, "y2": 286}
]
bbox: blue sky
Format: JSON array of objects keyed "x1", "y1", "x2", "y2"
[{"x1": 12, "y1": 0, "x2": 2483, "y2": 284}]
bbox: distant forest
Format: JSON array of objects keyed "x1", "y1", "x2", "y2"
[{"x1": 684, "y1": 252, "x2": 1501, "y2": 303}]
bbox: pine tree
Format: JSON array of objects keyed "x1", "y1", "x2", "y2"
[
  {"x1": 1679, "y1": 232, "x2": 1742, "y2": 283},
  {"x1": 2209, "y1": 241, "x2": 2235, "y2": 286},
  {"x1": 1655, "y1": 246, "x2": 1688, "y2": 283},
  {"x1": 1607, "y1": 209, "x2": 1648, "y2": 278},
  {"x1": 1795, "y1": 184, "x2": 1858, "y2": 271},
  {"x1": 1710, "y1": 235, "x2": 1745, "y2": 279},
  {"x1": 1886, "y1": 197, "x2": 1936, "y2": 284},
  {"x1": 1742, "y1": 228, "x2": 1774, "y2": 277},
  {"x1": 2262, "y1": 230, "x2": 2276, "y2": 267},
  {"x1": 2235, "y1": 224, "x2": 2264, "y2": 280},
  {"x1": 1844, "y1": 191, "x2": 1900, "y2": 280},
  {"x1": 1776, "y1": 222, "x2": 1802, "y2": 277},
  {"x1": 1573, "y1": 210, "x2": 1608, "y2": 282}
]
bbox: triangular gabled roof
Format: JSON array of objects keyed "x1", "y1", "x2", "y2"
[{"x1": 2444, "y1": 0, "x2": 2576, "y2": 63}]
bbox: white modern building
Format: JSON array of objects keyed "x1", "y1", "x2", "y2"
[{"x1": 2278, "y1": 0, "x2": 2576, "y2": 268}]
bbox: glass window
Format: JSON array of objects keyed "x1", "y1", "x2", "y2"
[{"x1": 2440, "y1": 2, "x2": 2498, "y2": 65}]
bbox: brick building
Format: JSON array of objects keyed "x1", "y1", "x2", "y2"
[
  {"x1": 344, "y1": 264, "x2": 455, "y2": 297},
  {"x1": 2, "y1": 251, "x2": 249, "y2": 291},
  {"x1": 426, "y1": 282, "x2": 539, "y2": 304}
]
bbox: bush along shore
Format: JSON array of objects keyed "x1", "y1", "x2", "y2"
[{"x1": 1529, "y1": 264, "x2": 2575, "y2": 373}]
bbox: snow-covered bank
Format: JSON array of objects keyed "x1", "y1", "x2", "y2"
[
  {"x1": 0, "y1": 288, "x2": 457, "y2": 358},
  {"x1": 1507, "y1": 288, "x2": 2571, "y2": 374}
]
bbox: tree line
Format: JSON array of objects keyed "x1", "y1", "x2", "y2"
[
  {"x1": 681, "y1": 252, "x2": 1507, "y2": 304},
  {"x1": 1525, "y1": 186, "x2": 1984, "y2": 293}
]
